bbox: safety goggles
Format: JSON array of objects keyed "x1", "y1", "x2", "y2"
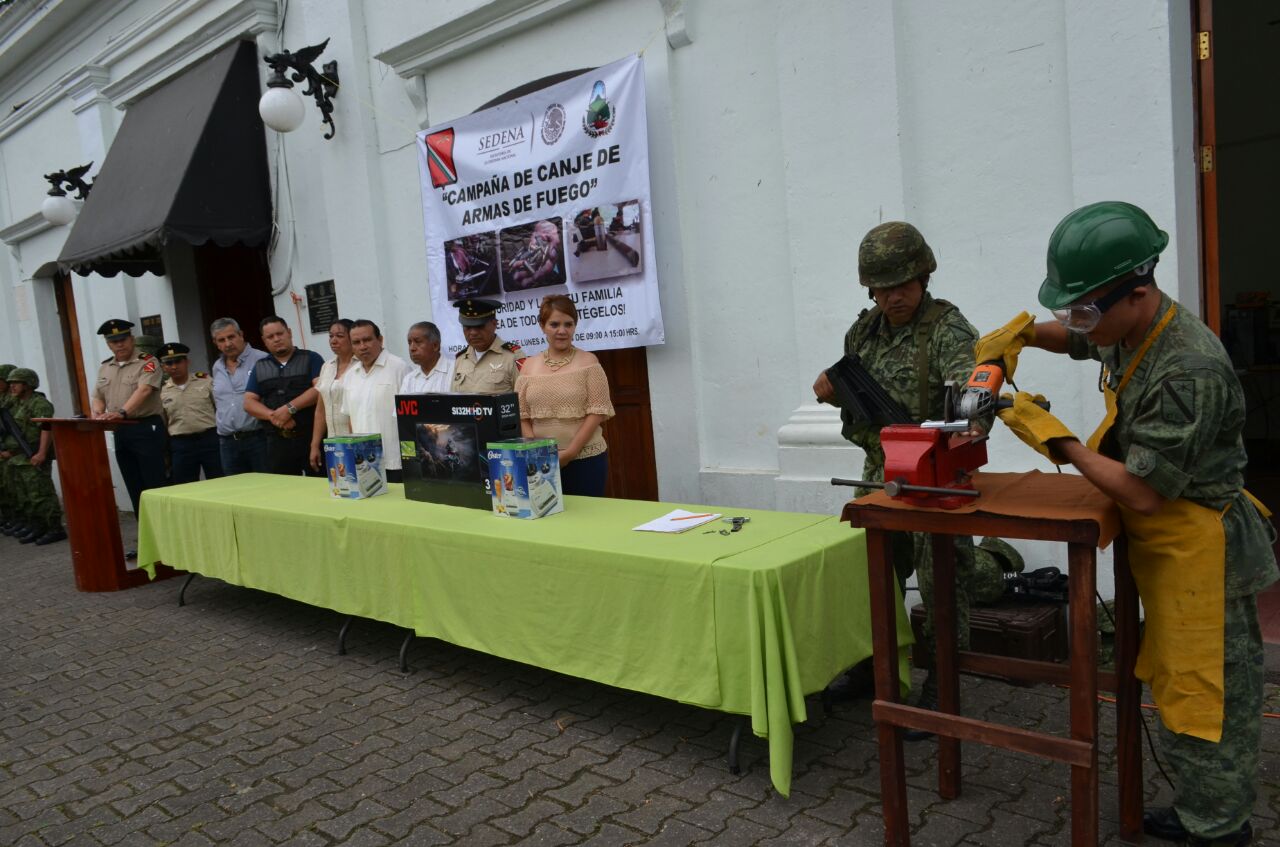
[{"x1": 1052, "y1": 265, "x2": 1152, "y2": 334}]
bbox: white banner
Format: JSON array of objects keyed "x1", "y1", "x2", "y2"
[{"x1": 417, "y1": 55, "x2": 664, "y2": 356}]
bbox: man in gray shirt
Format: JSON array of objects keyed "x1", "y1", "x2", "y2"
[{"x1": 210, "y1": 317, "x2": 270, "y2": 474}]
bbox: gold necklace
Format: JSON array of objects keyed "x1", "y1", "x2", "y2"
[{"x1": 543, "y1": 346, "x2": 576, "y2": 370}]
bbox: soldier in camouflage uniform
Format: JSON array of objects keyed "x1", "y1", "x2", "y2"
[
  {"x1": 988, "y1": 201, "x2": 1275, "y2": 846},
  {"x1": 814, "y1": 222, "x2": 998, "y2": 723},
  {"x1": 0, "y1": 363, "x2": 17, "y2": 533},
  {"x1": 1, "y1": 368, "x2": 65, "y2": 545}
]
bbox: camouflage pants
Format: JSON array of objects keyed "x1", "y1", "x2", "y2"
[
  {"x1": 1160, "y1": 594, "x2": 1263, "y2": 839},
  {"x1": 7, "y1": 461, "x2": 62, "y2": 533},
  {"x1": 860, "y1": 457, "x2": 976, "y2": 667},
  {"x1": 0, "y1": 458, "x2": 15, "y2": 518}
]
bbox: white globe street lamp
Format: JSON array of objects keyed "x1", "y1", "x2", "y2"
[
  {"x1": 258, "y1": 85, "x2": 306, "y2": 133},
  {"x1": 41, "y1": 193, "x2": 77, "y2": 226}
]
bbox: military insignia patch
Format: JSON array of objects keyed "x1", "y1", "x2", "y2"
[
  {"x1": 142, "y1": 360, "x2": 157, "y2": 374},
  {"x1": 1161, "y1": 379, "x2": 1195, "y2": 424}
]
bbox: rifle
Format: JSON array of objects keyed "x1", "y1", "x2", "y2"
[
  {"x1": 824, "y1": 354, "x2": 913, "y2": 427},
  {"x1": 0, "y1": 407, "x2": 34, "y2": 458}
]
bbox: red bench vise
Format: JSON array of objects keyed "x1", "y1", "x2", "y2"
[{"x1": 832, "y1": 422, "x2": 986, "y2": 510}]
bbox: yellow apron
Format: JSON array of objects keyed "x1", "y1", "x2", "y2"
[{"x1": 1086, "y1": 304, "x2": 1227, "y2": 741}]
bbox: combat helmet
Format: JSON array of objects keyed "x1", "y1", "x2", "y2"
[
  {"x1": 0, "y1": 364, "x2": 15, "y2": 381},
  {"x1": 858, "y1": 222, "x2": 937, "y2": 289},
  {"x1": 1039, "y1": 201, "x2": 1168, "y2": 310},
  {"x1": 7, "y1": 367, "x2": 38, "y2": 389}
]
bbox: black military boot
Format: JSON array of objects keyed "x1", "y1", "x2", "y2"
[
  {"x1": 903, "y1": 671, "x2": 938, "y2": 742},
  {"x1": 1144, "y1": 807, "x2": 1253, "y2": 845},
  {"x1": 35, "y1": 527, "x2": 68, "y2": 546},
  {"x1": 0, "y1": 521, "x2": 18, "y2": 536},
  {"x1": 17, "y1": 527, "x2": 41, "y2": 544}
]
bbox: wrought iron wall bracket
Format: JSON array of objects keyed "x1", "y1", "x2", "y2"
[{"x1": 264, "y1": 39, "x2": 340, "y2": 140}]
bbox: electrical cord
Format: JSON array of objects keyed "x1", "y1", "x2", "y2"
[{"x1": 1096, "y1": 591, "x2": 1175, "y2": 792}]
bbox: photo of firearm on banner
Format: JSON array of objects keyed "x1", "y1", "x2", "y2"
[{"x1": 501, "y1": 219, "x2": 566, "y2": 292}]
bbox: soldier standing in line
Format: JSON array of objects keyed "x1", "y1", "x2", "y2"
[
  {"x1": 158, "y1": 342, "x2": 224, "y2": 485},
  {"x1": 812, "y1": 222, "x2": 998, "y2": 735},
  {"x1": 986, "y1": 201, "x2": 1275, "y2": 846},
  {"x1": 0, "y1": 364, "x2": 17, "y2": 534},
  {"x1": 452, "y1": 298, "x2": 524, "y2": 394},
  {"x1": 1, "y1": 368, "x2": 66, "y2": 545},
  {"x1": 90, "y1": 319, "x2": 168, "y2": 534}
]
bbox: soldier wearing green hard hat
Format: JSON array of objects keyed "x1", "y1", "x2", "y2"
[
  {"x1": 814, "y1": 222, "x2": 1017, "y2": 732},
  {"x1": 977, "y1": 200, "x2": 1276, "y2": 846}
]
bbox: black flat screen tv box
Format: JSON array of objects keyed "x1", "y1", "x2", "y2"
[{"x1": 395, "y1": 392, "x2": 521, "y2": 509}]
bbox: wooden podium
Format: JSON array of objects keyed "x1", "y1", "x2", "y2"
[{"x1": 35, "y1": 417, "x2": 179, "y2": 592}]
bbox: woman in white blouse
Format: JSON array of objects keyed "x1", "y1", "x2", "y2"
[{"x1": 309, "y1": 318, "x2": 356, "y2": 471}]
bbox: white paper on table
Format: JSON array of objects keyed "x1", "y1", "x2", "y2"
[{"x1": 632, "y1": 509, "x2": 722, "y2": 533}]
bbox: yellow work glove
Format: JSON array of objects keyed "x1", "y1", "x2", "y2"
[
  {"x1": 996, "y1": 391, "x2": 1074, "y2": 464},
  {"x1": 974, "y1": 312, "x2": 1036, "y2": 380}
]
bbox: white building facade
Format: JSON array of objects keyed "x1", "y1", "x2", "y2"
[{"x1": 0, "y1": 0, "x2": 1203, "y2": 557}]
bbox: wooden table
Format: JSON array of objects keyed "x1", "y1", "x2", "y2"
[
  {"x1": 35, "y1": 417, "x2": 180, "y2": 591},
  {"x1": 842, "y1": 472, "x2": 1141, "y2": 846}
]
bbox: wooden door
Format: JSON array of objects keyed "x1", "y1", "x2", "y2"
[
  {"x1": 194, "y1": 243, "x2": 275, "y2": 358},
  {"x1": 1193, "y1": 0, "x2": 1220, "y2": 334},
  {"x1": 595, "y1": 346, "x2": 659, "y2": 500}
]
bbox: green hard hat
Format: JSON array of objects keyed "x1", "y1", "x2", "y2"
[
  {"x1": 0, "y1": 364, "x2": 15, "y2": 380},
  {"x1": 7, "y1": 367, "x2": 38, "y2": 389},
  {"x1": 1039, "y1": 201, "x2": 1169, "y2": 309},
  {"x1": 858, "y1": 222, "x2": 937, "y2": 289}
]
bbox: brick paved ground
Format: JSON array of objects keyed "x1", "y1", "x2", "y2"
[{"x1": 2, "y1": 524, "x2": 1277, "y2": 846}]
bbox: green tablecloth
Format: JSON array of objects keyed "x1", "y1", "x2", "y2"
[{"x1": 137, "y1": 474, "x2": 911, "y2": 796}]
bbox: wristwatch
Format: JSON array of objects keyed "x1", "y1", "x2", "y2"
[{"x1": 286, "y1": 403, "x2": 298, "y2": 416}]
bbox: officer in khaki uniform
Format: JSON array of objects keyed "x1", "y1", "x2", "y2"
[
  {"x1": 452, "y1": 298, "x2": 524, "y2": 394},
  {"x1": 91, "y1": 319, "x2": 168, "y2": 517},
  {"x1": 159, "y1": 342, "x2": 224, "y2": 485},
  {"x1": 985, "y1": 201, "x2": 1276, "y2": 846}
]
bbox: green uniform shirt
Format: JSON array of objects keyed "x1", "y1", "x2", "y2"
[
  {"x1": 837, "y1": 293, "x2": 980, "y2": 473},
  {"x1": 4, "y1": 391, "x2": 54, "y2": 465},
  {"x1": 1068, "y1": 291, "x2": 1278, "y2": 597}
]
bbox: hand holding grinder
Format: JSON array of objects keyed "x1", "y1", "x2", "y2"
[{"x1": 828, "y1": 313, "x2": 1046, "y2": 509}]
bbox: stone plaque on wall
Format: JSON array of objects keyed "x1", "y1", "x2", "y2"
[{"x1": 306, "y1": 280, "x2": 338, "y2": 334}]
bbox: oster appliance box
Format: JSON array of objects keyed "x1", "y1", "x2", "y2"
[
  {"x1": 395, "y1": 392, "x2": 521, "y2": 509},
  {"x1": 323, "y1": 434, "x2": 387, "y2": 499},
  {"x1": 486, "y1": 438, "x2": 564, "y2": 519}
]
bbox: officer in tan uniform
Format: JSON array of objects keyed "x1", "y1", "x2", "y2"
[
  {"x1": 91, "y1": 319, "x2": 168, "y2": 520},
  {"x1": 451, "y1": 298, "x2": 524, "y2": 394},
  {"x1": 159, "y1": 342, "x2": 224, "y2": 485}
]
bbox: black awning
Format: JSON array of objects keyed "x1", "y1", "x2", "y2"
[{"x1": 58, "y1": 40, "x2": 272, "y2": 277}]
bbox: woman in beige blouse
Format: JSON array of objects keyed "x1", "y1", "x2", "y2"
[
  {"x1": 516, "y1": 295, "x2": 615, "y2": 496},
  {"x1": 308, "y1": 318, "x2": 356, "y2": 471}
]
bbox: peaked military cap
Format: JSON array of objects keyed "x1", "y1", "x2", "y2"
[
  {"x1": 158, "y1": 342, "x2": 191, "y2": 362},
  {"x1": 97, "y1": 318, "x2": 135, "y2": 340},
  {"x1": 455, "y1": 298, "x2": 502, "y2": 327}
]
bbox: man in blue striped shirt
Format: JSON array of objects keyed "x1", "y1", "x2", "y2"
[{"x1": 210, "y1": 317, "x2": 270, "y2": 475}]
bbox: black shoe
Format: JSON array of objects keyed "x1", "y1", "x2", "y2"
[
  {"x1": 904, "y1": 673, "x2": 938, "y2": 742},
  {"x1": 35, "y1": 529, "x2": 67, "y2": 546},
  {"x1": 824, "y1": 660, "x2": 876, "y2": 704},
  {"x1": 124, "y1": 548, "x2": 137, "y2": 560},
  {"x1": 18, "y1": 528, "x2": 40, "y2": 544},
  {"x1": 1144, "y1": 807, "x2": 1187, "y2": 842},
  {"x1": 0, "y1": 522, "x2": 17, "y2": 536}
]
